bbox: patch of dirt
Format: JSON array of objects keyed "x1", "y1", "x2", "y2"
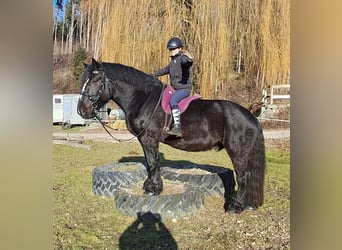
[
  {"x1": 261, "y1": 120, "x2": 290, "y2": 130},
  {"x1": 79, "y1": 122, "x2": 129, "y2": 134},
  {"x1": 111, "y1": 164, "x2": 142, "y2": 172},
  {"x1": 169, "y1": 168, "x2": 211, "y2": 175},
  {"x1": 265, "y1": 138, "x2": 290, "y2": 152}
]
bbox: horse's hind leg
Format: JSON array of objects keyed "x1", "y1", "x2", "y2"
[
  {"x1": 139, "y1": 139, "x2": 163, "y2": 195},
  {"x1": 226, "y1": 157, "x2": 250, "y2": 213},
  {"x1": 225, "y1": 127, "x2": 265, "y2": 213}
]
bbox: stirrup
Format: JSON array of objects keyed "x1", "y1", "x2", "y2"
[{"x1": 167, "y1": 126, "x2": 182, "y2": 136}]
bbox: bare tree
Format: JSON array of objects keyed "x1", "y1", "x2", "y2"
[{"x1": 68, "y1": 1, "x2": 75, "y2": 54}]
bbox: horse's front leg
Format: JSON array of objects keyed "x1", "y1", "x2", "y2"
[{"x1": 139, "y1": 139, "x2": 163, "y2": 195}]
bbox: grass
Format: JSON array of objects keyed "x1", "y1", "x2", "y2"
[{"x1": 53, "y1": 140, "x2": 290, "y2": 249}]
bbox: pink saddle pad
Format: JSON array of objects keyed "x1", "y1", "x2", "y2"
[{"x1": 161, "y1": 85, "x2": 201, "y2": 114}]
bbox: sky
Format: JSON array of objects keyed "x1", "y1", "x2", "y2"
[{"x1": 52, "y1": 0, "x2": 66, "y2": 21}]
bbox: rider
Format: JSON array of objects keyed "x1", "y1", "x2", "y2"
[{"x1": 153, "y1": 37, "x2": 193, "y2": 136}]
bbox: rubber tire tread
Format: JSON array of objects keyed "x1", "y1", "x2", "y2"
[
  {"x1": 92, "y1": 162, "x2": 147, "y2": 196},
  {"x1": 113, "y1": 186, "x2": 204, "y2": 219}
]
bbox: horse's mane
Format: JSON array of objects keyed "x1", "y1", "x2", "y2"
[{"x1": 102, "y1": 62, "x2": 162, "y2": 91}]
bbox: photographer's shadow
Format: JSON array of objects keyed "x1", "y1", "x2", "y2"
[{"x1": 119, "y1": 212, "x2": 178, "y2": 250}]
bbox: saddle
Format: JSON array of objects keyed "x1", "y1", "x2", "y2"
[{"x1": 161, "y1": 85, "x2": 201, "y2": 114}]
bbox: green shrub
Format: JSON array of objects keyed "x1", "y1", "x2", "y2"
[{"x1": 72, "y1": 47, "x2": 88, "y2": 81}]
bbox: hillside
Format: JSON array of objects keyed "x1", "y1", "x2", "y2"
[
  {"x1": 53, "y1": 54, "x2": 79, "y2": 94},
  {"x1": 53, "y1": 54, "x2": 119, "y2": 109}
]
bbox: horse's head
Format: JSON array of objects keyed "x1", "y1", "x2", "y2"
[{"x1": 77, "y1": 58, "x2": 110, "y2": 119}]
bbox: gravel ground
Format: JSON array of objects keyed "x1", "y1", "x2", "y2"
[{"x1": 53, "y1": 124, "x2": 290, "y2": 142}]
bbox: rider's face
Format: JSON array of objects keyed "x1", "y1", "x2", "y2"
[{"x1": 169, "y1": 47, "x2": 181, "y2": 57}]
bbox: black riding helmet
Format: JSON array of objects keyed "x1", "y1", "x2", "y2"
[{"x1": 167, "y1": 37, "x2": 183, "y2": 49}]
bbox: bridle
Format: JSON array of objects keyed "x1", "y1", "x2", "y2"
[
  {"x1": 79, "y1": 70, "x2": 165, "y2": 142},
  {"x1": 79, "y1": 70, "x2": 106, "y2": 112}
]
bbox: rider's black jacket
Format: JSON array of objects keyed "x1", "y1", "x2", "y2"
[{"x1": 154, "y1": 52, "x2": 193, "y2": 91}]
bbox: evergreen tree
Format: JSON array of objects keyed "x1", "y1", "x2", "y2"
[{"x1": 72, "y1": 47, "x2": 87, "y2": 81}]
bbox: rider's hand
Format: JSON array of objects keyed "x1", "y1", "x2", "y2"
[{"x1": 182, "y1": 50, "x2": 193, "y2": 60}]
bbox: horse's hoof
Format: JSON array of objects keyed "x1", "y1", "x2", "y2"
[
  {"x1": 225, "y1": 203, "x2": 243, "y2": 214},
  {"x1": 144, "y1": 190, "x2": 157, "y2": 196},
  {"x1": 226, "y1": 208, "x2": 242, "y2": 214},
  {"x1": 245, "y1": 206, "x2": 257, "y2": 211}
]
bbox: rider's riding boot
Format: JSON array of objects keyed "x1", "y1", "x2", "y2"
[{"x1": 168, "y1": 108, "x2": 182, "y2": 136}]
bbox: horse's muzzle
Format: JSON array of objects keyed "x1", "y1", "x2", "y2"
[
  {"x1": 78, "y1": 106, "x2": 96, "y2": 119},
  {"x1": 77, "y1": 97, "x2": 96, "y2": 119}
]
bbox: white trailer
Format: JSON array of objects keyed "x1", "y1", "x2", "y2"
[
  {"x1": 53, "y1": 94, "x2": 64, "y2": 124},
  {"x1": 53, "y1": 94, "x2": 108, "y2": 128},
  {"x1": 62, "y1": 94, "x2": 87, "y2": 128}
]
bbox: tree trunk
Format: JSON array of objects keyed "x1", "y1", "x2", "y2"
[
  {"x1": 53, "y1": 15, "x2": 58, "y2": 55},
  {"x1": 68, "y1": 2, "x2": 75, "y2": 54},
  {"x1": 61, "y1": 8, "x2": 65, "y2": 54},
  {"x1": 79, "y1": 8, "x2": 83, "y2": 48},
  {"x1": 86, "y1": 4, "x2": 91, "y2": 51}
]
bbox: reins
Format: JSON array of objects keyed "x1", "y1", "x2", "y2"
[{"x1": 94, "y1": 78, "x2": 165, "y2": 142}]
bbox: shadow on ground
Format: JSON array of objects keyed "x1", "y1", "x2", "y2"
[{"x1": 119, "y1": 212, "x2": 178, "y2": 250}]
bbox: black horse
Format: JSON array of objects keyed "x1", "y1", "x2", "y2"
[{"x1": 77, "y1": 58, "x2": 265, "y2": 213}]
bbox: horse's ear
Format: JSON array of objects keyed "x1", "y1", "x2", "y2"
[{"x1": 91, "y1": 58, "x2": 100, "y2": 71}]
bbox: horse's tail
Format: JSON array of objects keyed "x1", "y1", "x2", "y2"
[{"x1": 246, "y1": 126, "x2": 266, "y2": 208}]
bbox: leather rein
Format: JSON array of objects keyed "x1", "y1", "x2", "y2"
[{"x1": 80, "y1": 70, "x2": 165, "y2": 142}]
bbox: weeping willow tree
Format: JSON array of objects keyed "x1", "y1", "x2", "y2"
[
  {"x1": 77, "y1": 0, "x2": 112, "y2": 58},
  {"x1": 187, "y1": 1, "x2": 233, "y2": 97},
  {"x1": 230, "y1": 0, "x2": 290, "y2": 89},
  {"x1": 74, "y1": 0, "x2": 290, "y2": 99},
  {"x1": 98, "y1": 0, "x2": 188, "y2": 84}
]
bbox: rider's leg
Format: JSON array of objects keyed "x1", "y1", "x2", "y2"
[{"x1": 168, "y1": 89, "x2": 190, "y2": 136}]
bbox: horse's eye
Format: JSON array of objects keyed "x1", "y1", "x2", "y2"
[{"x1": 92, "y1": 73, "x2": 102, "y2": 82}]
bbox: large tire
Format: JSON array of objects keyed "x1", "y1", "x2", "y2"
[
  {"x1": 92, "y1": 162, "x2": 147, "y2": 196},
  {"x1": 92, "y1": 162, "x2": 233, "y2": 219},
  {"x1": 113, "y1": 186, "x2": 204, "y2": 219},
  {"x1": 161, "y1": 163, "x2": 236, "y2": 197}
]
